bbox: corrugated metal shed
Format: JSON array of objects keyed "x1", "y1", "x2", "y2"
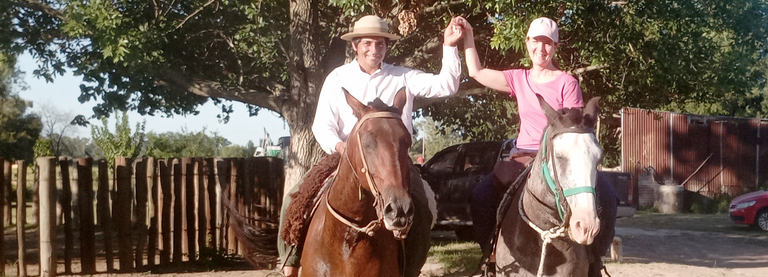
[{"x1": 621, "y1": 108, "x2": 768, "y2": 202}]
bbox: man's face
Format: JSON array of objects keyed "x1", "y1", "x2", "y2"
[{"x1": 352, "y1": 37, "x2": 388, "y2": 71}]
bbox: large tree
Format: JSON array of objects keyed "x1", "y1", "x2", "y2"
[
  {"x1": 9, "y1": 0, "x2": 768, "y2": 184},
  {"x1": 9, "y1": 0, "x2": 476, "y2": 189}
]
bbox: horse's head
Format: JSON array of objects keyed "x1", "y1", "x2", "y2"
[
  {"x1": 538, "y1": 95, "x2": 602, "y2": 245},
  {"x1": 342, "y1": 87, "x2": 414, "y2": 239}
]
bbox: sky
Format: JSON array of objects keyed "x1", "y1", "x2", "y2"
[{"x1": 16, "y1": 52, "x2": 291, "y2": 146}]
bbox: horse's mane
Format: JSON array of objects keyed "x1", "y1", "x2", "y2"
[
  {"x1": 554, "y1": 107, "x2": 588, "y2": 129},
  {"x1": 280, "y1": 152, "x2": 341, "y2": 245},
  {"x1": 366, "y1": 98, "x2": 403, "y2": 115}
]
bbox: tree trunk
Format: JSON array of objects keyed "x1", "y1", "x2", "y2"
[{"x1": 282, "y1": 0, "x2": 327, "y2": 196}]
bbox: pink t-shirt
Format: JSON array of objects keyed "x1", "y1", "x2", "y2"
[{"x1": 503, "y1": 69, "x2": 584, "y2": 151}]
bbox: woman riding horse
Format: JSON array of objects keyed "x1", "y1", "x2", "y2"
[
  {"x1": 452, "y1": 16, "x2": 618, "y2": 276},
  {"x1": 495, "y1": 96, "x2": 603, "y2": 277}
]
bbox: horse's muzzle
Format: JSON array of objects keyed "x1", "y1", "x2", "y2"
[
  {"x1": 569, "y1": 215, "x2": 600, "y2": 245},
  {"x1": 382, "y1": 198, "x2": 414, "y2": 240}
]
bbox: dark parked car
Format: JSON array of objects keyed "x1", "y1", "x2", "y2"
[
  {"x1": 419, "y1": 140, "x2": 636, "y2": 240},
  {"x1": 729, "y1": 188, "x2": 768, "y2": 231},
  {"x1": 419, "y1": 140, "x2": 514, "y2": 240}
]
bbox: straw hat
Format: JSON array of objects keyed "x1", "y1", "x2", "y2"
[{"x1": 340, "y1": 15, "x2": 401, "y2": 41}]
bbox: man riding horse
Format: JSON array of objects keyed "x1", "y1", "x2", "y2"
[{"x1": 277, "y1": 15, "x2": 466, "y2": 277}]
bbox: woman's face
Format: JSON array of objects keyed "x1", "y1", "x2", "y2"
[{"x1": 526, "y1": 36, "x2": 557, "y2": 68}]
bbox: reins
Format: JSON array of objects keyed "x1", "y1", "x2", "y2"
[{"x1": 325, "y1": 111, "x2": 403, "y2": 236}]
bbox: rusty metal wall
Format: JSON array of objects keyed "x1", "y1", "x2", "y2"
[{"x1": 621, "y1": 108, "x2": 768, "y2": 199}]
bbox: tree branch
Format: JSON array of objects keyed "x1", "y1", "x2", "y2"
[
  {"x1": 175, "y1": 0, "x2": 217, "y2": 31},
  {"x1": 413, "y1": 86, "x2": 487, "y2": 110},
  {"x1": 156, "y1": 69, "x2": 282, "y2": 112},
  {"x1": 570, "y1": 64, "x2": 609, "y2": 75},
  {"x1": 394, "y1": 37, "x2": 442, "y2": 68},
  {"x1": 423, "y1": 1, "x2": 465, "y2": 13},
  {"x1": 14, "y1": 0, "x2": 65, "y2": 21}
]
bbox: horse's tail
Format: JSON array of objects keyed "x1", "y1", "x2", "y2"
[{"x1": 222, "y1": 191, "x2": 279, "y2": 267}]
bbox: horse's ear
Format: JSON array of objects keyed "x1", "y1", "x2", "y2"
[
  {"x1": 393, "y1": 87, "x2": 407, "y2": 112},
  {"x1": 537, "y1": 94, "x2": 560, "y2": 124},
  {"x1": 343, "y1": 87, "x2": 365, "y2": 119},
  {"x1": 583, "y1": 97, "x2": 601, "y2": 128}
]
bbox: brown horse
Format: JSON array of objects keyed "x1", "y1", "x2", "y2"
[
  {"x1": 300, "y1": 87, "x2": 414, "y2": 277},
  {"x1": 495, "y1": 96, "x2": 603, "y2": 277}
]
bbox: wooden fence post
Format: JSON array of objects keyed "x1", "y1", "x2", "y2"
[
  {"x1": 158, "y1": 159, "x2": 172, "y2": 265},
  {"x1": 134, "y1": 158, "x2": 148, "y2": 270},
  {"x1": 3, "y1": 160, "x2": 10, "y2": 227},
  {"x1": 0, "y1": 159, "x2": 5, "y2": 277},
  {"x1": 58, "y1": 157, "x2": 73, "y2": 274},
  {"x1": 205, "y1": 158, "x2": 216, "y2": 250},
  {"x1": 97, "y1": 159, "x2": 114, "y2": 272},
  {"x1": 76, "y1": 158, "x2": 96, "y2": 274},
  {"x1": 196, "y1": 158, "x2": 207, "y2": 253},
  {"x1": 214, "y1": 158, "x2": 226, "y2": 250},
  {"x1": 146, "y1": 157, "x2": 158, "y2": 267},
  {"x1": 38, "y1": 157, "x2": 57, "y2": 277},
  {"x1": 114, "y1": 157, "x2": 133, "y2": 272},
  {"x1": 182, "y1": 157, "x2": 195, "y2": 261},
  {"x1": 17, "y1": 160, "x2": 27, "y2": 277},
  {"x1": 227, "y1": 158, "x2": 238, "y2": 254},
  {"x1": 172, "y1": 158, "x2": 183, "y2": 263}
]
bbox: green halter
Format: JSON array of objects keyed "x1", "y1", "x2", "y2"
[{"x1": 540, "y1": 128, "x2": 596, "y2": 221}]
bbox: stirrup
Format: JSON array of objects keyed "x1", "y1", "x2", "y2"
[{"x1": 479, "y1": 260, "x2": 495, "y2": 277}]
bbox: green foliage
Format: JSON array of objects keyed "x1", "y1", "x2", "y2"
[
  {"x1": 415, "y1": 117, "x2": 469, "y2": 160},
  {"x1": 690, "y1": 193, "x2": 733, "y2": 214},
  {"x1": 10, "y1": 0, "x2": 768, "y2": 181},
  {"x1": 422, "y1": 0, "x2": 768, "y2": 164},
  {"x1": 220, "y1": 144, "x2": 254, "y2": 158},
  {"x1": 33, "y1": 136, "x2": 53, "y2": 158},
  {"x1": 90, "y1": 111, "x2": 146, "y2": 168},
  {"x1": 0, "y1": 52, "x2": 42, "y2": 163},
  {"x1": 146, "y1": 128, "x2": 229, "y2": 158},
  {"x1": 421, "y1": 91, "x2": 518, "y2": 142}
]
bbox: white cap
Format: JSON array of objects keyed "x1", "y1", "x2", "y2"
[{"x1": 527, "y1": 17, "x2": 559, "y2": 43}]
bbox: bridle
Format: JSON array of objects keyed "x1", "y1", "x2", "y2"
[
  {"x1": 325, "y1": 111, "x2": 406, "y2": 237},
  {"x1": 540, "y1": 126, "x2": 597, "y2": 221},
  {"x1": 519, "y1": 125, "x2": 598, "y2": 277}
]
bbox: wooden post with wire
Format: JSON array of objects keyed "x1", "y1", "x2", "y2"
[
  {"x1": 38, "y1": 157, "x2": 57, "y2": 277},
  {"x1": 17, "y1": 160, "x2": 27, "y2": 277}
]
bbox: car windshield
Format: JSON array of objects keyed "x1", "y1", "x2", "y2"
[{"x1": 426, "y1": 150, "x2": 459, "y2": 175}]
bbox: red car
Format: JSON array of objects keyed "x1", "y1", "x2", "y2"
[{"x1": 729, "y1": 189, "x2": 768, "y2": 231}]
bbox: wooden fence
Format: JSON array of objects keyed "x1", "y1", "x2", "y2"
[{"x1": 0, "y1": 156, "x2": 284, "y2": 276}]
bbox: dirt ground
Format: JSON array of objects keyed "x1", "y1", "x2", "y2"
[{"x1": 4, "y1": 225, "x2": 767, "y2": 277}]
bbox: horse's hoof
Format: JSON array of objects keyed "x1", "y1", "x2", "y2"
[{"x1": 266, "y1": 272, "x2": 286, "y2": 277}]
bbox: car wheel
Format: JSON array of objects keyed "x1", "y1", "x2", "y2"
[
  {"x1": 757, "y1": 209, "x2": 768, "y2": 231},
  {"x1": 454, "y1": 226, "x2": 474, "y2": 241}
]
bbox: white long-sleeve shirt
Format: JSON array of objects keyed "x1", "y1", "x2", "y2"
[{"x1": 312, "y1": 45, "x2": 462, "y2": 154}]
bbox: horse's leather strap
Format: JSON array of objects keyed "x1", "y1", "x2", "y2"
[
  {"x1": 326, "y1": 196, "x2": 381, "y2": 236},
  {"x1": 330, "y1": 111, "x2": 401, "y2": 237}
]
